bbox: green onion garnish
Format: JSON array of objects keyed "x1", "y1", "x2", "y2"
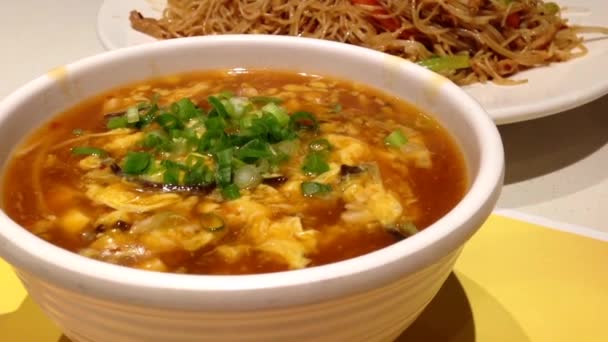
[
  {"x1": 208, "y1": 96, "x2": 230, "y2": 119},
  {"x1": 384, "y1": 129, "x2": 408, "y2": 147},
  {"x1": 302, "y1": 152, "x2": 330, "y2": 176},
  {"x1": 162, "y1": 160, "x2": 181, "y2": 185},
  {"x1": 236, "y1": 139, "x2": 273, "y2": 161},
  {"x1": 174, "y1": 98, "x2": 200, "y2": 122},
  {"x1": 155, "y1": 113, "x2": 183, "y2": 131},
  {"x1": 126, "y1": 107, "x2": 140, "y2": 123},
  {"x1": 184, "y1": 162, "x2": 213, "y2": 186},
  {"x1": 94, "y1": 93, "x2": 326, "y2": 201},
  {"x1": 72, "y1": 128, "x2": 84, "y2": 136},
  {"x1": 122, "y1": 151, "x2": 152, "y2": 175},
  {"x1": 71, "y1": 146, "x2": 107, "y2": 157},
  {"x1": 221, "y1": 183, "x2": 241, "y2": 200},
  {"x1": 107, "y1": 116, "x2": 128, "y2": 129},
  {"x1": 217, "y1": 90, "x2": 235, "y2": 100},
  {"x1": 289, "y1": 111, "x2": 319, "y2": 131},
  {"x1": 228, "y1": 97, "x2": 252, "y2": 118},
  {"x1": 233, "y1": 164, "x2": 262, "y2": 189},
  {"x1": 215, "y1": 148, "x2": 233, "y2": 186},
  {"x1": 142, "y1": 131, "x2": 171, "y2": 151},
  {"x1": 262, "y1": 102, "x2": 290, "y2": 127},
  {"x1": 301, "y1": 182, "x2": 332, "y2": 197}
]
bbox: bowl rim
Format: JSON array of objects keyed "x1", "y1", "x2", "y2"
[{"x1": 0, "y1": 35, "x2": 504, "y2": 310}]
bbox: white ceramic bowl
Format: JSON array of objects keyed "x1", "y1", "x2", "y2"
[{"x1": 0, "y1": 35, "x2": 503, "y2": 342}]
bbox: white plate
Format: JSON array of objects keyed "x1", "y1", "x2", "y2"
[{"x1": 98, "y1": 0, "x2": 608, "y2": 124}]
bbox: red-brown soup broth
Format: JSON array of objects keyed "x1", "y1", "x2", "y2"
[{"x1": 2, "y1": 69, "x2": 467, "y2": 275}]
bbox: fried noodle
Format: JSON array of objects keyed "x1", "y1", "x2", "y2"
[{"x1": 130, "y1": 0, "x2": 608, "y2": 85}]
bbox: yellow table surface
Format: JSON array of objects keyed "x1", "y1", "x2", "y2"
[{"x1": 1, "y1": 214, "x2": 607, "y2": 342}]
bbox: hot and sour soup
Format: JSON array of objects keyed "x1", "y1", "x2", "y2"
[{"x1": 2, "y1": 70, "x2": 467, "y2": 275}]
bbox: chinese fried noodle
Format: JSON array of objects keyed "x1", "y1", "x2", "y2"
[{"x1": 130, "y1": 0, "x2": 608, "y2": 85}]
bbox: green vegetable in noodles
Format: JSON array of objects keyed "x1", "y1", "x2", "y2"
[{"x1": 417, "y1": 55, "x2": 471, "y2": 73}]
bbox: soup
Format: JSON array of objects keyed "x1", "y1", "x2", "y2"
[{"x1": 2, "y1": 70, "x2": 467, "y2": 275}]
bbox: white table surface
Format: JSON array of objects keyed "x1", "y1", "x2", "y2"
[{"x1": 2, "y1": 0, "x2": 607, "y2": 233}]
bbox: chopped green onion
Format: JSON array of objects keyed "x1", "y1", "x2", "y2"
[
  {"x1": 200, "y1": 213, "x2": 225, "y2": 232},
  {"x1": 107, "y1": 116, "x2": 128, "y2": 129},
  {"x1": 142, "y1": 131, "x2": 163, "y2": 148},
  {"x1": 138, "y1": 97, "x2": 160, "y2": 128},
  {"x1": 301, "y1": 182, "x2": 332, "y2": 197},
  {"x1": 126, "y1": 106, "x2": 140, "y2": 123},
  {"x1": 255, "y1": 159, "x2": 271, "y2": 173},
  {"x1": 417, "y1": 55, "x2": 471, "y2": 73},
  {"x1": 231, "y1": 158, "x2": 247, "y2": 169},
  {"x1": 162, "y1": 160, "x2": 181, "y2": 185},
  {"x1": 174, "y1": 98, "x2": 200, "y2": 122},
  {"x1": 233, "y1": 165, "x2": 262, "y2": 189},
  {"x1": 215, "y1": 148, "x2": 233, "y2": 185},
  {"x1": 184, "y1": 162, "x2": 213, "y2": 186},
  {"x1": 71, "y1": 146, "x2": 107, "y2": 157},
  {"x1": 184, "y1": 153, "x2": 206, "y2": 168},
  {"x1": 309, "y1": 138, "x2": 332, "y2": 152},
  {"x1": 156, "y1": 113, "x2": 183, "y2": 131},
  {"x1": 208, "y1": 96, "x2": 230, "y2": 118},
  {"x1": 251, "y1": 96, "x2": 283, "y2": 105},
  {"x1": 262, "y1": 102, "x2": 290, "y2": 127},
  {"x1": 99, "y1": 94, "x2": 331, "y2": 200},
  {"x1": 302, "y1": 152, "x2": 330, "y2": 176},
  {"x1": 289, "y1": 111, "x2": 319, "y2": 131},
  {"x1": 228, "y1": 97, "x2": 252, "y2": 118},
  {"x1": 274, "y1": 139, "x2": 299, "y2": 157},
  {"x1": 72, "y1": 128, "x2": 84, "y2": 136},
  {"x1": 221, "y1": 183, "x2": 241, "y2": 200},
  {"x1": 217, "y1": 91, "x2": 235, "y2": 100},
  {"x1": 122, "y1": 151, "x2": 152, "y2": 175},
  {"x1": 384, "y1": 129, "x2": 408, "y2": 147},
  {"x1": 220, "y1": 99, "x2": 236, "y2": 119},
  {"x1": 204, "y1": 116, "x2": 227, "y2": 133},
  {"x1": 239, "y1": 115, "x2": 256, "y2": 129},
  {"x1": 236, "y1": 139, "x2": 273, "y2": 161},
  {"x1": 142, "y1": 131, "x2": 171, "y2": 151}
]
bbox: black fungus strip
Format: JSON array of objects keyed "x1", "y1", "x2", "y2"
[
  {"x1": 114, "y1": 220, "x2": 132, "y2": 231},
  {"x1": 110, "y1": 163, "x2": 216, "y2": 195},
  {"x1": 95, "y1": 224, "x2": 106, "y2": 234},
  {"x1": 103, "y1": 111, "x2": 127, "y2": 118},
  {"x1": 110, "y1": 163, "x2": 122, "y2": 174},
  {"x1": 340, "y1": 164, "x2": 365, "y2": 177},
  {"x1": 262, "y1": 176, "x2": 289, "y2": 187},
  {"x1": 135, "y1": 180, "x2": 216, "y2": 194}
]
